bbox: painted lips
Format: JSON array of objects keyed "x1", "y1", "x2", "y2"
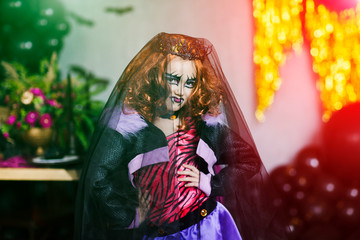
[{"x1": 170, "y1": 96, "x2": 184, "y2": 104}]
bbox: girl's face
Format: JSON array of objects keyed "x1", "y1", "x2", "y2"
[{"x1": 165, "y1": 56, "x2": 197, "y2": 112}]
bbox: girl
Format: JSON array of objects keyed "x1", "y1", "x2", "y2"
[{"x1": 75, "y1": 33, "x2": 286, "y2": 240}]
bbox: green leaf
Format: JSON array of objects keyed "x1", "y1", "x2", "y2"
[
  {"x1": 1, "y1": 124, "x2": 10, "y2": 133},
  {"x1": 105, "y1": 6, "x2": 133, "y2": 15},
  {"x1": 1, "y1": 61, "x2": 20, "y2": 80},
  {"x1": 81, "y1": 114, "x2": 95, "y2": 133},
  {"x1": 70, "y1": 65, "x2": 87, "y2": 77},
  {"x1": 74, "y1": 121, "x2": 88, "y2": 150},
  {"x1": 68, "y1": 11, "x2": 94, "y2": 27}
]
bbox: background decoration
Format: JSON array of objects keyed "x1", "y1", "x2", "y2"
[
  {"x1": 253, "y1": 0, "x2": 360, "y2": 122},
  {"x1": 305, "y1": 0, "x2": 360, "y2": 121},
  {"x1": 267, "y1": 101, "x2": 360, "y2": 238},
  {"x1": 62, "y1": 65, "x2": 109, "y2": 153},
  {"x1": 0, "y1": 1, "x2": 132, "y2": 156},
  {"x1": 253, "y1": 7, "x2": 360, "y2": 234},
  {"x1": 0, "y1": 0, "x2": 71, "y2": 73},
  {"x1": 1, "y1": 53, "x2": 62, "y2": 139},
  {"x1": 272, "y1": 101, "x2": 360, "y2": 239},
  {"x1": 322, "y1": 102, "x2": 360, "y2": 182},
  {"x1": 105, "y1": 6, "x2": 133, "y2": 16},
  {"x1": 270, "y1": 143, "x2": 360, "y2": 239},
  {"x1": 0, "y1": 54, "x2": 109, "y2": 156},
  {"x1": 315, "y1": 0, "x2": 358, "y2": 12},
  {"x1": 253, "y1": 0, "x2": 304, "y2": 121},
  {"x1": 0, "y1": 4, "x2": 131, "y2": 238}
]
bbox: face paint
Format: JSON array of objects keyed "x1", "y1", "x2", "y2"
[{"x1": 165, "y1": 56, "x2": 196, "y2": 112}]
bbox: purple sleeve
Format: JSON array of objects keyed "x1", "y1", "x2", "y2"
[{"x1": 199, "y1": 172, "x2": 212, "y2": 196}]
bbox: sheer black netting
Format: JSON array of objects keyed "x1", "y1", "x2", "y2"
[{"x1": 74, "y1": 33, "x2": 288, "y2": 240}]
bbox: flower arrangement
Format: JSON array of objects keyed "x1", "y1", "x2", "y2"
[
  {"x1": 2, "y1": 87, "x2": 62, "y2": 139},
  {"x1": 0, "y1": 53, "x2": 64, "y2": 141},
  {"x1": 0, "y1": 53, "x2": 109, "y2": 154}
]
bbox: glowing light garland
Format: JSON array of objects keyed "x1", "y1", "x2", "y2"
[
  {"x1": 254, "y1": 0, "x2": 360, "y2": 122},
  {"x1": 305, "y1": 0, "x2": 360, "y2": 121},
  {"x1": 253, "y1": 0, "x2": 304, "y2": 122}
]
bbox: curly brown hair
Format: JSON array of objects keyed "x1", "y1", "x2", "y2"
[{"x1": 118, "y1": 35, "x2": 223, "y2": 129}]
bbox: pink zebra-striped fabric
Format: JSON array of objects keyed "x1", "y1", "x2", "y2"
[{"x1": 134, "y1": 121, "x2": 208, "y2": 225}]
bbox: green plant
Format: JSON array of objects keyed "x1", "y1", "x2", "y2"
[
  {"x1": 1, "y1": 53, "x2": 63, "y2": 138},
  {"x1": 57, "y1": 65, "x2": 109, "y2": 152},
  {"x1": 0, "y1": 54, "x2": 109, "y2": 154}
]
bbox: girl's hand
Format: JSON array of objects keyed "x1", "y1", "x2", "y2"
[
  {"x1": 177, "y1": 164, "x2": 200, "y2": 187},
  {"x1": 138, "y1": 190, "x2": 150, "y2": 223}
]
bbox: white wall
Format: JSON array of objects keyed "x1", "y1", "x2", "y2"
[{"x1": 59, "y1": 0, "x2": 322, "y2": 171}]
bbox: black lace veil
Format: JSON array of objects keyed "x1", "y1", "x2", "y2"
[{"x1": 74, "y1": 32, "x2": 287, "y2": 240}]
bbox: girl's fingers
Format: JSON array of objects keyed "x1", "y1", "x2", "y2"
[
  {"x1": 178, "y1": 177, "x2": 198, "y2": 182},
  {"x1": 144, "y1": 191, "x2": 151, "y2": 204},
  {"x1": 178, "y1": 165, "x2": 199, "y2": 175},
  {"x1": 177, "y1": 170, "x2": 197, "y2": 177},
  {"x1": 183, "y1": 164, "x2": 198, "y2": 172},
  {"x1": 139, "y1": 190, "x2": 151, "y2": 205},
  {"x1": 185, "y1": 182, "x2": 199, "y2": 187},
  {"x1": 144, "y1": 190, "x2": 150, "y2": 199},
  {"x1": 178, "y1": 176, "x2": 199, "y2": 187},
  {"x1": 177, "y1": 164, "x2": 200, "y2": 187}
]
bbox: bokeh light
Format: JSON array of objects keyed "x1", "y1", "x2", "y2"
[
  {"x1": 306, "y1": 0, "x2": 360, "y2": 121},
  {"x1": 253, "y1": 0, "x2": 304, "y2": 121}
]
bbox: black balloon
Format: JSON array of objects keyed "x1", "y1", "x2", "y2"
[
  {"x1": 1, "y1": 24, "x2": 13, "y2": 59},
  {"x1": 336, "y1": 200, "x2": 360, "y2": 227},
  {"x1": 43, "y1": 35, "x2": 63, "y2": 53},
  {"x1": 55, "y1": 20, "x2": 70, "y2": 36},
  {"x1": 270, "y1": 165, "x2": 297, "y2": 197},
  {"x1": 293, "y1": 171, "x2": 314, "y2": 191},
  {"x1": 302, "y1": 196, "x2": 334, "y2": 224},
  {"x1": 9, "y1": 32, "x2": 37, "y2": 54},
  {"x1": 347, "y1": 229, "x2": 360, "y2": 240},
  {"x1": 299, "y1": 224, "x2": 342, "y2": 240},
  {"x1": 322, "y1": 102, "x2": 360, "y2": 183},
  {"x1": 0, "y1": 0, "x2": 70, "y2": 73},
  {"x1": 0, "y1": 0, "x2": 33, "y2": 26},
  {"x1": 5, "y1": 31, "x2": 42, "y2": 70},
  {"x1": 38, "y1": 0, "x2": 65, "y2": 21},
  {"x1": 292, "y1": 190, "x2": 307, "y2": 205},
  {"x1": 294, "y1": 145, "x2": 323, "y2": 175},
  {"x1": 287, "y1": 204, "x2": 301, "y2": 218},
  {"x1": 1, "y1": 23, "x2": 13, "y2": 36},
  {"x1": 34, "y1": 3, "x2": 70, "y2": 37},
  {"x1": 286, "y1": 217, "x2": 304, "y2": 240},
  {"x1": 33, "y1": 16, "x2": 52, "y2": 33},
  {"x1": 272, "y1": 196, "x2": 286, "y2": 209},
  {"x1": 313, "y1": 174, "x2": 343, "y2": 201},
  {"x1": 344, "y1": 186, "x2": 360, "y2": 202}
]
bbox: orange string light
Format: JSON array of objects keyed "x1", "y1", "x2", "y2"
[
  {"x1": 253, "y1": 0, "x2": 304, "y2": 122},
  {"x1": 305, "y1": 0, "x2": 360, "y2": 121},
  {"x1": 253, "y1": 0, "x2": 360, "y2": 122}
]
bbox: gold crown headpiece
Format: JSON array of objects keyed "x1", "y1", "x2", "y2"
[{"x1": 157, "y1": 33, "x2": 212, "y2": 60}]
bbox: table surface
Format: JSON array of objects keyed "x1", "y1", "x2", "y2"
[{"x1": 0, "y1": 167, "x2": 81, "y2": 181}]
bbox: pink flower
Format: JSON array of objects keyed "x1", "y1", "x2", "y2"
[
  {"x1": 6, "y1": 115, "x2": 16, "y2": 125},
  {"x1": 25, "y1": 111, "x2": 39, "y2": 126},
  {"x1": 0, "y1": 155, "x2": 30, "y2": 168},
  {"x1": 40, "y1": 113, "x2": 52, "y2": 128},
  {"x1": 30, "y1": 88, "x2": 45, "y2": 100},
  {"x1": 3, "y1": 132, "x2": 9, "y2": 138},
  {"x1": 46, "y1": 99, "x2": 62, "y2": 108},
  {"x1": 16, "y1": 121, "x2": 22, "y2": 129}
]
